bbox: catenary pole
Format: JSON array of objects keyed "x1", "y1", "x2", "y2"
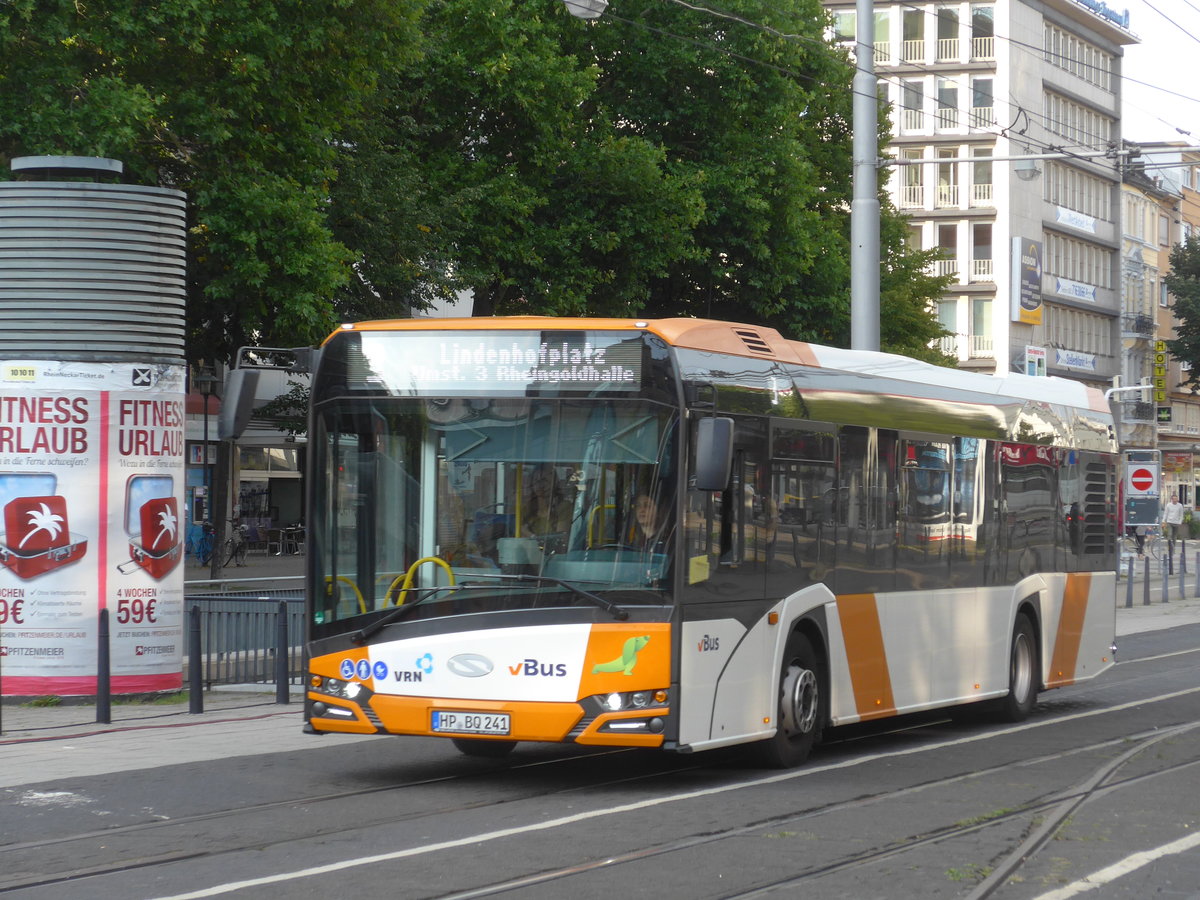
[{"x1": 850, "y1": 0, "x2": 880, "y2": 352}]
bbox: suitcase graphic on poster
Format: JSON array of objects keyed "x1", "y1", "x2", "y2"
[
  {"x1": 126, "y1": 495, "x2": 182, "y2": 579},
  {"x1": 0, "y1": 493, "x2": 89, "y2": 579}
]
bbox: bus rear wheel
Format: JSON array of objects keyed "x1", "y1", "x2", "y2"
[
  {"x1": 994, "y1": 613, "x2": 1038, "y2": 722},
  {"x1": 752, "y1": 632, "x2": 824, "y2": 768},
  {"x1": 451, "y1": 737, "x2": 517, "y2": 758}
]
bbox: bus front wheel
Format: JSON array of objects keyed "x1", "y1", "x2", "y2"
[
  {"x1": 752, "y1": 632, "x2": 824, "y2": 768},
  {"x1": 451, "y1": 737, "x2": 517, "y2": 759}
]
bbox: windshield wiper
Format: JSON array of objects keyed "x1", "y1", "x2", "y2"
[
  {"x1": 351, "y1": 584, "x2": 462, "y2": 644},
  {"x1": 349, "y1": 572, "x2": 628, "y2": 644},
  {"x1": 500, "y1": 573, "x2": 629, "y2": 620}
]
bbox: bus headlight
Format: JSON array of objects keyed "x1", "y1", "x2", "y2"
[{"x1": 591, "y1": 689, "x2": 668, "y2": 714}]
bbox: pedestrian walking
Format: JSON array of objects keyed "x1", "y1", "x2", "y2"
[{"x1": 1163, "y1": 493, "x2": 1185, "y2": 560}]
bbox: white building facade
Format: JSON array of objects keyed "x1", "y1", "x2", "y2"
[{"x1": 826, "y1": 0, "x2": 1138, "y2": 389}]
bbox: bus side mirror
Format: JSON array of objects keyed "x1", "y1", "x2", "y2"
[{"x1": 695, "y1": 417, "x2": 734, "y2": 491}]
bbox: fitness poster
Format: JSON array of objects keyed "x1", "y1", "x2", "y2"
[{"x1": 0, "y1": 361, "x2": 186, "y2": 696}]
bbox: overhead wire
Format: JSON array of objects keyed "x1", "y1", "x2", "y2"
[{"x1": 579, "y1": 0, "x2": 1200, "y2": 164}]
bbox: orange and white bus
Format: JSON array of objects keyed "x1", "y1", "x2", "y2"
[{"x1": 299, "y1": 317, "x2": 1117, "y2": 766}]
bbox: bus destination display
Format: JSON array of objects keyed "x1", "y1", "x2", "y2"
[{"x1": 361, "y1": 331, "x2": 644, "y2": 393}]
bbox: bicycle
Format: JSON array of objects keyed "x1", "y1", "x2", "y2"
[
  {"x1": 1121, "y1": 524, "x2": 1163, "y2": 562},
  {"x1": 222, "y1": 519, "x2": 249, "y2": 568},
  {"x1": 188, "y1": 521, "x2": 215, "y2": 566}
]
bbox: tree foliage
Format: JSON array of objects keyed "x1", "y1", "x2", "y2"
[
  {"x1": 1165, "y1": 236, "x2": 1200, "y2": 390},
  {"x1": 1, "y1": 0, "x2": 950, "y2": 364},
  {"x1": 0, "y1": 0, "x2": 423, "y2": 362}
]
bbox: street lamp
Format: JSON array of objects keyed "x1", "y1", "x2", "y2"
[{"x1": 563, "y1": 0, "x2": 607, "y2": 18}]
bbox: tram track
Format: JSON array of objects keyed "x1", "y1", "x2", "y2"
[
  {"x1": 4, "y1": 652, "x2": 1199, "y2": 899},
  {"x1": 428, "y1": 723, "x2": 1200, "y2": 900},
  {"x1": 6, "y1": 709, "x2": 1197, "y2": 898},
  {"x1": 0, "y1": 747, "x2": 702, "y2": 894}
]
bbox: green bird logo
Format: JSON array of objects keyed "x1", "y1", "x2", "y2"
[{"x1": 591, "y1": 635, "x2": 650, "y2": 675}]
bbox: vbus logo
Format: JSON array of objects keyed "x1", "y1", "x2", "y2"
[
  {"x1": 697, "y1": 635, "x2": 720, "y2": 652},
  {"x1": 508, "y1": 658, "x2": 568, "y2": 677},
  {"x1": 447, "y1": 653, "x2": 493, "y2": 677}
]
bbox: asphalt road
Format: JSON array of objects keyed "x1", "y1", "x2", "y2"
[{"x1": 2, "y1": 623, "x2": 1198, "y2": 900}]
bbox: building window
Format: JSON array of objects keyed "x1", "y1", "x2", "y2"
[
  {"x1": 972, "y1": 148, "x2": 993, "y2": 205},
  {"x1": 901, "y1": 79, "x2": 924, "y2": 131},
  {"x1": 971, "y1": 6, "x2": 994, "y2": 60},
  {"x1": 937, "y1": 78, "x2": 959, "y2": 129},
  {"x1": 903, "y1": 9, "x2": 925, "y2": 62},
  {"x1": 970, "y1": 77, "x2": 994, "y2": 128},
  {"x1": 937, "y1": 148, "x2": 959, "y2": 207},
  {"x1": 901, "y1": 148, "x2": 924, "y2": 208},
  {"x1": 1043, "y1": 22, "x2": 1112, "y2": 91},
  {"x1": 937, "y1": 7, "x2": 959, "y2": 61},
  {"x1": 833, "y1": 10, "x2": 855, "y2": 42},
  {"x1": 971, "y1": 223, "x2": 993, "y2": 281},
  {"x1": 970, "y1": 298, "x2": 992, "y2": 356},
  {"x1": 1043, "y1": 91, "x2": 1113, "y2": 151},
  {"x1": 937, "y1": 222, "x2": 959, "y2": 279},
  {"x1": 1044, "y1": 161, "x2": 1111, "y2": 221}
]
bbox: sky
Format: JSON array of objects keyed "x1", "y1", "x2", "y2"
[{"x1": 1120, "y1": 0, "x2": 1200, "y2": 145}]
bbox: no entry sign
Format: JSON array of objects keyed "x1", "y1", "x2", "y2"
[{"x1": 1127, "y1": 466, "x2": 1158, "y2": 495}]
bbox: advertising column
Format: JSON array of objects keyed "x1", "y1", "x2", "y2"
[{"x1": 0, "y1": 361, "x2": 186, "y2": 695}]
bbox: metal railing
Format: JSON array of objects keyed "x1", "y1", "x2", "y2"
[
  {"x1": 936, "y1": 38, "x2": 959, "y2": 61},
  {"x1": 971, "y1": 183, "x2": 993, "y2": 205},
  {"x1": 184, "y1": 576, "x2": 306, "y2": 690},
  {"x1": 902, "y1": 39, "x2": 925, "y2": 62},
  {"x1": 972, "y1": 36, "x2": 994, "y2": 60},
  {"x1": 185, "y1": 594, "x2": 306, "y2": 689},
  {"x1": 1121, "y1": 313, "x2": 1155, "y2": 337}
]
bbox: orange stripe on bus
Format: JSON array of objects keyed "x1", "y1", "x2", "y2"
[
  {"x1": 836, "y1": 593, "x2": 896, "y2": 720},
  {"x1": 1046, "y1": 573, "x2": 1091, "y2": 688}
]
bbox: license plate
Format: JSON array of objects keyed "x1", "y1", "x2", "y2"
[{"x1": 431, "y1": 710, "x2": 511, "y2": 736}]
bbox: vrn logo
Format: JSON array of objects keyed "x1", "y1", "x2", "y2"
[
  {"x1": 508, "y1": 658, "x2": 568, "y2": 677},
  {"x1": 698, "y1": 635, "x2": 720, "y2": 652}
]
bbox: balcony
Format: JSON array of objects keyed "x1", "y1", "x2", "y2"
[
  {"x1": 937, "y1": 334, "x2": 994, "y2": 358},
  {"x1": 1121, "y1": 314, "x2": 1155, "y2": 338},
  {"x1": 874, "y1": 41, "x2": 891, "y2": 64},
  {"x1": 901, "y1": 108, "x2": 924, "y2": 132},
  {"x1": 969, "y1": 106, "x2": 996, "y2": 129},
  {"x1": 900, "y1": 184, "x2": 924, "y2": 208},
  {"x1": 971, "y1": 183, "x2": 993, "y2": 206},
  {"x1": 969, "y1": 335, "x2": 993, "y2": 358},
  {"x1": 936, "y1": 38, "x2": 959, "y2": 62},
  {"x1": 970, "y1": 259, "x2": 994, "y2": 282},
  {"x1": 935, "y1": 258, "x2": 960, "y2": 280},
  {"x1": 902, "y1": 39, "x2": 925, "y2": 63},
  {"x1": 972, "y1": 36, "x2": 994, "y2": 60},
  {"x1": 935, "y1": 184, "x2": 959, "y2": 208},
  {"x1": 935, "y1": 106, "x2": 959, "y2": 130}
]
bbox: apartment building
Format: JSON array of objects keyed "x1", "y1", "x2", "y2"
[
  {"x1": 1118, "y1": 166, "x2": 1172, "y2": 450},
  {"x1": 825, "y1": 0, "x2": 1137, "y2": 390},
  {"x1": 1129, "y1": 143, "x2": 1200, "y2": 502}
]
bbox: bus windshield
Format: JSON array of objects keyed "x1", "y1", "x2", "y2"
[{"x1": 312, "y1": 396, "x2": 678, "y2": 630}]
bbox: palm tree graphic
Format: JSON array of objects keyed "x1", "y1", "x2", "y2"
[
  {"x1": 19, "y1": 503, "x2": 65, "y2": 549},
  {"x1": 154, "y1": 506, "x2": 178, "y2": 548}
]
